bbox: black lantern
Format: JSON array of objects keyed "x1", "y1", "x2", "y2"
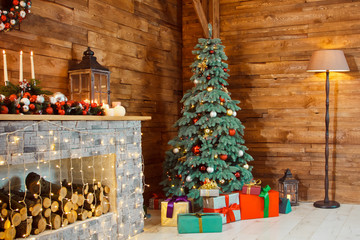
[
  {"x1": 278, "y1": 169, "x2": 299, "y2": 206},
  {"x1": 69, "y1": 47, "x2": 110, "y2": 104}
]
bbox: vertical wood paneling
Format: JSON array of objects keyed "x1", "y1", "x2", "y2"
[
  {"x1": 183, "y1": 0, "x2": 360, "y2": 203},
  {"x1": 0, "y1": 0, "x2": 182, "y2": 201}
]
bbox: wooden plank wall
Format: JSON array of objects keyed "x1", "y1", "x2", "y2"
[
  {"x1": 0, "y1": 0, "x2": 182, "y2": 202},
  {"x1": 183, "y1": 0, "x2": 360, "y2": 203}
]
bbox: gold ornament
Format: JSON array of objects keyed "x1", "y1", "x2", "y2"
[
  {"x1": 243, "y1": 164, "x2": 249, "y2": 169},
  {"x1": 197, "y1": 55, "x2": 201, "y2": 60},
  {"x1": 214, "y1": 154, "x2": 218, "y2": 158},
  {"x1": 220, "y1": 102, "x2": 224, "y2": 105},
  {"x1": 197, "y1": 60, "x2": 208, "y2": 71},
  {"x1": 178, "y1": 156, "x2": 187, "y2": 162},
  {"x1": 204, "y1": 128, "x2": 211, "y2": 134},
  {"x1": 191, "y1": 105, "x2": 195, "y2": 108},
  {"x1": 219, "y1": 179, "x2": 225, "y2": 184},
  {"x1": 214, "y1": 45, "x2": 218, "y2": 50},
  {"x1": 227, "y1": 109, "x2": 233, "y2": 116},
  {"x1": 207, "y1": 86, "x2": 213, "y2": 92}
]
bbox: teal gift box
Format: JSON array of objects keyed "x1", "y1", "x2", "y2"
[
  {"x1": 279, "y1": 197, "x2": 292, "y2": 214},
  {"x1": 177, "y1": 213, "x2": 223, "y2": 234},
  {"x1": 203, "y1": 193, "x2": 241, "y2": 224}
]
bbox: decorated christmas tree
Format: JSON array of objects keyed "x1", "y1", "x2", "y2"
[{"x1": 161, "y1": 25, "x2": 254, "y2": 205}]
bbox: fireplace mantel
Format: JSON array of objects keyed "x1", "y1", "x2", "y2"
[{"x1": 0, "y1": 114, "x2": 151, "y2": 121}]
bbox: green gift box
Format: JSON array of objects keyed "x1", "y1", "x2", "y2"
[{"x1": 177, "y1": 213, "x2": 223, "y2": 234}]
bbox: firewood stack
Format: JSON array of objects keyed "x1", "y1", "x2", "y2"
[{"x1": 0, "y1": 172, "x2": 110, "y2": 239}]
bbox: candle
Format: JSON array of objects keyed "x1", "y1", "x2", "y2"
[
  {"x1": 19, "y1": 51, "x2": 23, "y2": 83},
  {"x1": 30, "y1": 51, "x2": 35, "y2": 80},
  {"x1": 2, "y1": 50, "x2": 8, "y2": 86},
  {"x1": 286, "y1": 194, "x2": 291, "y2": 200},
  {"x1": 105, "y1": 108, "x2": 115, "y2": 116}
]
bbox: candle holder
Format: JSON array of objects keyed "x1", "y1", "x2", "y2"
[{"x1": 278, "y1": 169, "x2": 299, "y2": 206}]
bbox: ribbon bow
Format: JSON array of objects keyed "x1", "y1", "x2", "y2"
[
  {"x1": 244, "y1": 179, "x2": 262, "y2": 194},
  {"x1": 203, "y1": 194, "x2": 240, "y2": 223},
  {"x1": 199, "y1": 179, "x2": 219, "y2": 190},
  {"x1": 152, "y1": 193, "x2": 165, "y2": 199},
  {"x1": 259, "y1": 185, "x2": 271, "y2": 218},
  {"x1": 165, "y1": 196, "x2": 192, "y2": 218}
]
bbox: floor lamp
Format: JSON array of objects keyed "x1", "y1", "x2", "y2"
[{"x1": 307, "y1": 50, "x2": 349, "y2": 209}]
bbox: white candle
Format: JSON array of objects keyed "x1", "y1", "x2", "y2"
[
  {"x1": 30, "y1": 51, "x2": 35, "y2": 79},
  {"x1": 287, "y1": 194, "x2": 291, "y2": 200},
  {"x1": 19, "y1": 51, "x2": 23, "y2": 83},
  {"x1": 106, "y1": 108, "x2": 115, "y2": 116},
  {"x1": 2, "y1": 50, "x2": 8, "y2": 85}
]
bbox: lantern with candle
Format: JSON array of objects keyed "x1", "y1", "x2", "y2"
[
  {"x1": 278, "y1": 169, "x2": 299, "y2": 206},
  {"x1": 68, "y1": 47, "x2": 110, "y2": 104}
]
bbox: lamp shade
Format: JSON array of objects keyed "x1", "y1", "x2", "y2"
[{"x1": 307, "y1": 50, "x2": 350, "y2": 72}]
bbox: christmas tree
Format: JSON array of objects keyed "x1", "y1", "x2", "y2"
[{"x1": 161, "y1": 25, "x2": 254, "y2": 205}]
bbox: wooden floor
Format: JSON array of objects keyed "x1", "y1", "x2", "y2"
[{"x1": 130, "y1": 202, "x2": 360, "y2": 240}]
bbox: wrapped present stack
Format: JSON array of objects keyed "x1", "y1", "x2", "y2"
[
  {"x1": 161, "y1": 196, "x2": 193, "y2": 227},
  {"x1": 203, "y1": 192, "x2": 241, "y2": 224},
  {"x1": 234, "y1": 181, "x2": 280, "y2": 220}
]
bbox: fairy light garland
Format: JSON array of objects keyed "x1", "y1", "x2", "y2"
[{"x1": 0, "y1": 120, "x2": 146, "y2": 239}]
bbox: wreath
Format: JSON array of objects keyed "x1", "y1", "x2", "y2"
[{"x1": 0, "y1": 0, "x2": 31, "y2": 32}]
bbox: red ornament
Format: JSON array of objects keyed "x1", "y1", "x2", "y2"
[
  {"x1": 223, "y1": 68, "x2": 228, "y2": 72},
  {"x1": 29, "y1": 104, "x2": 35, "y2": 110},
  {"x1": 1, "y1": 15, "x2": 6, "y2": 22},
  {"x1": 23, "y1": 92, "x2": 31, "y2": 98},
  {"x1": 0, "y1": 106, "x2": 9, "y2": 114},
  {"x1": 209, "y1": 50, "x2": 215, "y2": 54},
  {"x1": 13, "y1": 0, "x2": 19, "y2": 5},
  {"x1": 220, "y1": 97, "x2": 225, "y2": 103},
  {"x1": 60, "y1": 101, "x2": 66, "y2": 106},
  {"x1": 46, "y1": 107, "x2": 53, "y2": 114},
  {"x1": 58, "y1": 109, "x2": 65, "y2": 115},
  {"x1": 229, "y1": 129, "x2": 236, "y2": 136},
  {"x1": 199, "y1": 165, "x2": 206, "y2": 172},
  {"x1": 16, "y1": 104, "x2": 21, "y2": 109},
  {"x1": 193, "y1": 118, "x2": 198, "y2": 124},
  {"x1": 9, "y1": 94, "x2": 17, "y2": 101},
  {"x1": 206, "y1": 76, "x2": 211, "y2": 80},
  {"x1": 192, "y1": 145, "x2": 201, "y2": 154},
  {"x1": 91, "y1": 103, "x2": 97, "y2": 108},
  {"x1": 82, "y1": 110, "x2": 87, "y2": 115},
  {"x1": 219, "y1": 154, "x2": 228, "y2": 161},
  {"x1": 234, "y1": 172, "x2": 241, "y2": 178}
]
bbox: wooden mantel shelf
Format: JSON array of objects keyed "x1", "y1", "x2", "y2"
[{"x1": 0, "y1": 114, "x2": 151, "y2": 121}]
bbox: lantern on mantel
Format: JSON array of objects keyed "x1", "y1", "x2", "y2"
[
  {"x1": 278, "y1": 169, "x2": 299, "y2": 206},
  {"x1": 69, "y1": 47, "x2": 110, "y2": 104}
]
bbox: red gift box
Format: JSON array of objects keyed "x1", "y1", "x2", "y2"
[
  {"x1": 242, "y1": 185, "x2": 261, "y2": 195},
  {"x1": 236, "y1": 189, "x2": 279, "y2": 220}
]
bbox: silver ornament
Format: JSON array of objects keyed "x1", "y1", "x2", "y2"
[
  {"x1": 194, "y1": 79, "x2": 199, "y2": 84},
  {"x1": 233, "y1": 111, "x2": 237, "y2": 117},
  {"x1": 52, "y1": 92, "x2": 66, "y2": 102},
  {"x1": 173, "y1": 148, "x2": 179, "y2": 154},
  {"x1": 186, "y1": 175, "x2": 192, "y2": 182},
  {"x1": 22, "y1": 105, "x2": 29, "y2": 112},
  {"x1": 207, "y1": 166, "x2": 214, "y2": 173},
  {"x1": 36, "y1": 95, "x2": 45, "y2": 104},
  {"x1": 238, "y1": 150, "x2": 244, "y2": 157},
  {"x1": 219, "y1": 179, "x2": 225, "y2": 184},
  {"x1": 20, "y1": 98, "x2": 30, "y2": 106},
  {"x1": 243, "y1": 164, "x2": 249, "y2": 170},
  {"x1": 210, "y1": 111, "x2": 217, "y2": 118}
]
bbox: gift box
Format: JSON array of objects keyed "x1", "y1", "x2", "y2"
[
  {"x1": 161, "y1": 196, "x2": 192, "y2": 227},
  {"x1": 199, "y1": 179, "x2": 220, "y2": 197},
  {"x1": 178, "y1": 213, "x2": 223, "y2": 234},
  {"x1": 148, "y1": 193, "x2": 165, "y2": 210},
  {"x1": 203, "y1": 192, "x2": 241, "y2": 224},
  {"x1": 200, "y1": 189, "x2": 219, "y2": 197},
  {"x1": 237, "y1": 185, "x2": 279, "y2": 220},
  {"x1": 242, "y1": 180, "x2": 261, "y2": 195},
  {"x1": 279, "y1": 197, "x2": 292, "y2": 214}
]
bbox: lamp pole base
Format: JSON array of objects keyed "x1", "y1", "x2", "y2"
[{"x1": 314, "y1": 200, "x2": 340, "y2": 209}]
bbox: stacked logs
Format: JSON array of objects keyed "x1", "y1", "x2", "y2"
[{"x1": 0, "y1": 172, "x2": 110, "y2": 239}]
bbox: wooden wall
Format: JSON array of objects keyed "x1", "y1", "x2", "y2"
[
  {"x1": 0, "y1": 0, "x2": 182, "y2": 201},
  {"x1": 183, "y1": 0, "x2": 360, "y2": 203}
]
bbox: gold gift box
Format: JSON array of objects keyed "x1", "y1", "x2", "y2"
[{"x1": 161, "y1": 200, "x2": 192, "y2": 227}]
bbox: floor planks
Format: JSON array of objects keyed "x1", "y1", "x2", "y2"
[{"x1": 130, "y1": 203, "x2": 360, "y2": 240}]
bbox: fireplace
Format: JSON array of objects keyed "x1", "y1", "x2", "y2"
[{"x1": 0, "y1": 115, "x2": 150, "y2": 239}]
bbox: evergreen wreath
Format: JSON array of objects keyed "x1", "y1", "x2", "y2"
[{"x1": 0, "y1": 0, "x2": 31, "y2": 32}]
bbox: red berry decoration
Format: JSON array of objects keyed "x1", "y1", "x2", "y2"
[
  {"x1": 209, "y1": 50, "x2": 215, "y2": 54},
  {"x1": 192, "y1": 145, "x2": 201, "y2": 155},
  {"x1": 220, "y1": 97, "x2": 225, "y2": 103},
  {"x1": 82, "y1": 110, "x2": 87, "y2": 115},
  {"x1": 223, "y1": 68, "x2": 228, "y2": 72},
  {"x1": 193, "y1": 118, "x2": 198, "y2": 124},
  {"x1": 235, "y1": 172, "x2": 241, "y2": 178},
  {"x1": 9, "y1": 94, "x2": 17, "y2": 101},
  {"x1": 29, "y1": 104, "x2": 35, "y2": 110},
  {"x1": 46, "y1": 107, "x2": 53, "y2": 114},
  {"x1": 229, "y1": 129, "x2": 236, "y2": 136},
  {"x1": 0, "y1": 106, "x2": 9, "y2": 114},
  {"x1": 91, "y1": 103, "x2": 97, "y2": 108},
  {"x1": 199, "y1": 165, "x2": 207, "y2": 172},
  {"x1": 206, "y1": 76, "x2": 211, "y2": 80},
  {"x1": 219, "y1": 154, "x2": 228, "y2": 161},
  {"x1": 58, "y1": 109, "x2": 65, "y2": 115}
]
